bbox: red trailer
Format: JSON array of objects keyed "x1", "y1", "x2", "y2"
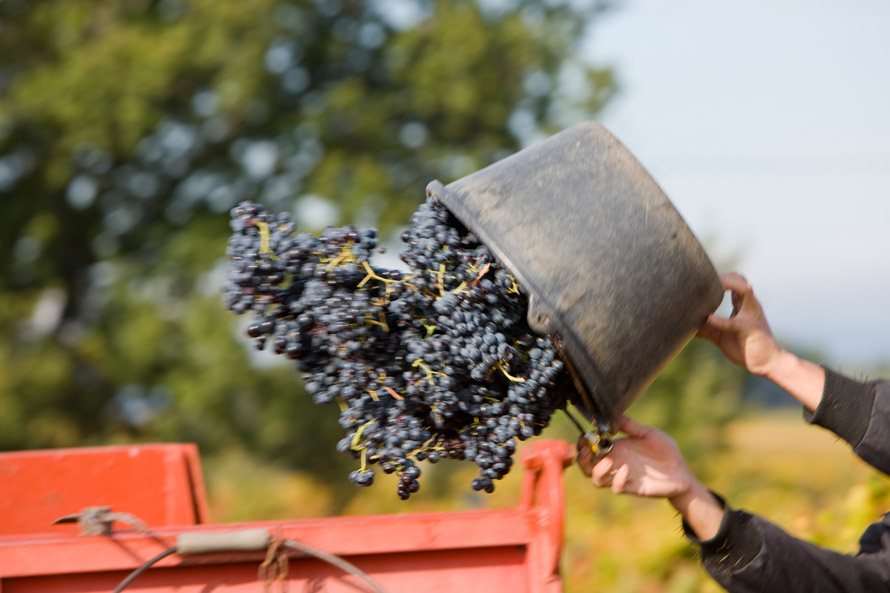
[{"x1": 0, "y1": 439, "x2": 575, "y2": 593}]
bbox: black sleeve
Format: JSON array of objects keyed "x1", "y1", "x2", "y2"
[
  {"x1": 805, "y1": 368, "x2": 890, "y2": 476},
  {"x1": 685, "y1": 499, "x2": 890, "y2": 593},
  {"x1": 684, "y1": 370, "x2": 890, "y2": 592}
]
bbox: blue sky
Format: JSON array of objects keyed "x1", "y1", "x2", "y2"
[{"x1": 581, "y1": 0, "x2": 890, "y2": 367}]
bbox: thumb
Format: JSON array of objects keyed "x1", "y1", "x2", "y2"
[
  {"x1": 698, "y1": 314, "x2": 737, "y2": 343},
  {"x1": 618, "y1": 415, "x2": 651, "y2": 439},
  {"x1": 703, "y1": 313, "x2": 736, "y2": 332}
]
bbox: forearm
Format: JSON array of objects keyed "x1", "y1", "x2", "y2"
[
  {"x1": 764, "y1": 353, "x2": 890, "y2": 475},
  {"x1": 669, "y1": 480, "x2": 724, "y2": 541},
  {"x1": 761, "y1": 348, "x2": 826, "y2": 412}
]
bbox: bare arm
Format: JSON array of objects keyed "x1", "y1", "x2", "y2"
[
  {"x1": 576, "y1": 415, "x2": 890, "y2": 593},
  {"x1": 576, "y1": 272, "x2": 890, "y2": 591}
]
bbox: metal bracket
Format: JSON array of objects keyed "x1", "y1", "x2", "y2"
[
  {"x1": 53, "y1": 506, "x2": 149, "y2": 536},
  {"x1": 582, "y1": 430, "x2": 613, "y2": 460}
]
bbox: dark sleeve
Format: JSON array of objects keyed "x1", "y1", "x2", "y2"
[
  {"x1": 685, "y1": 499, "x2": 890, "y2": 593},
  {"x1": 804, "y1": 368, "x2": 890, "y2": 476}
]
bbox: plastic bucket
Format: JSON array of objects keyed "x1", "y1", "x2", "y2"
[{"x1": 427, "y1": 122, "x2": 723, "y2": 433}]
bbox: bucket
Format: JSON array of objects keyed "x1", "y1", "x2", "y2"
[{"x1": 427, "y1": 122, "x2": 723, "y2": 434}]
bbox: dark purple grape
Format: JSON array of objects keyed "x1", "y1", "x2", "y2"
[{"x1": 222, "y1": 197, "x2": 571, "y2": 498}]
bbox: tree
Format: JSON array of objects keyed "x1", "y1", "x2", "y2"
[{"x1": 0, "y1": 0, "x2": 617, "y2": 485}]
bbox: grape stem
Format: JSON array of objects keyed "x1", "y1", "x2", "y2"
[
  {"x1": 254, "y1": 222, "x2": 278, "y2": 260},
  {"x1": 325, "y1": 241, "x2": 357, "y2": 271},
  {"x1": 472, "y1": 262, "x2": 491, "y2": 286},
  {"x1": 384, "y1": 386, "x2": 404, "y2": 400},
  {"x1": 351, "y1": 419, "x2": 376, "y2": 451},
  {"x1": 412, "y1": 358, "x2": 446, "y2": 383},
  {"x1": 366, "y1": 311, "x2": 389, "y2": 332},
  {"x1": 497, "y1": 361, "x2": 525, "y2": 383},
  {"x1": 430, "y1": 262, "x2": 445, "y2": 297},
  {"x1": 357, "y1": 261, "x2": 396, "y2": 289}
]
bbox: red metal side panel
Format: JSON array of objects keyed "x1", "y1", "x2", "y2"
[
  {"x1": 2, "y1": 547, "x2": 530, "y2": 593},
  {"x1": 0, "y1": 444, "x2": 209, "y2": 536},
  {"x1": 2, "y1": 541, "x2": 531, "y2": 592},
  {"x1": 0, "y1": 439, "x2": 575, "y2": 593}
]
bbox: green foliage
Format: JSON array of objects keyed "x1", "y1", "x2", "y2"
[{"x1": 0, "y1": 0, "x2": 615, "y2": 486}]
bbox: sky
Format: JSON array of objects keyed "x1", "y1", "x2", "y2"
[{"x1": 579, "y1": 0, "x2": 890, "y2": 367}]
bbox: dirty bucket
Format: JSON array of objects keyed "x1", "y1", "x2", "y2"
[{"x1": 427, "y1": 122, "x2": 723, "y2": 434}]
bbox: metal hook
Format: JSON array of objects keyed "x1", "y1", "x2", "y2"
[
  {"x1": 583, "y1": 430, "x2": 613, "y2": 458},
  {"x1": 565, "y1": 407, "x2": 613, "y2": 461}
]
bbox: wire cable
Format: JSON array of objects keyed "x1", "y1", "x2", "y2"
[
  {"x1": 111, "y1": 545, "x2": 178, "y2": 593},
  {"x1": 283, "y1": 539, "x2": 388, "y2": 593},
  {"x1": 109, "y1": 534, "x2": 388, "y2": 593}
]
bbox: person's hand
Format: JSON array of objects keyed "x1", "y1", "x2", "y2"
[
  {"x1": 576, "y1": 415, "x2": 696, "y2": 500},
  {"x1": 576, "y1": 415, "x2": 725, "y2": 541},
  {"x1": 697, "y1": 272, "x2": 782, "y2": 376}
]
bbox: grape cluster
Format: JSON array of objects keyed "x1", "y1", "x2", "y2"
[{"x1": 223, "y1": 197, "x2": 571, "y2": 498}]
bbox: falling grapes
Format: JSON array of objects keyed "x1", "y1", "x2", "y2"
[{"x1": 223, "y1": 197, "x2": 572, "y2": 499}]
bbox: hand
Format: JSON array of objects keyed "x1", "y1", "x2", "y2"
[
  {"x1": 698, "y1": 272, "x2": 825, "y2": 409},
  {"x1": 576, "y1": 416, "x2": 696, "y2": 500},
  {"x1": 697, "y1": 272, "x2": 782, "y2": 376},
  {"x1": 576, "y1": 415, "x2": 724, "y2": 541}
]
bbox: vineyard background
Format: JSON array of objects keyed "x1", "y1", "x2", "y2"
[{"x1": 1, "y1": 2, "x2": 887, "y2": 592}]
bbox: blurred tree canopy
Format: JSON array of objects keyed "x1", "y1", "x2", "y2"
[
  {"x1": 2, "y1": 7, "x2": 875, "y2": 593},
  {"x1": 0, "y1": 0, "x2": 626, "y2": 477}
]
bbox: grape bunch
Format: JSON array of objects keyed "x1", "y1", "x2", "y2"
[{"x1": 223, "y1": 197, "x2": 572, "y2": 498}]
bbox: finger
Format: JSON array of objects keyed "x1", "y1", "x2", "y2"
[
  {"x1": 701, "y1": 313, "x2": 738, "y2": 332},
  {"x1": 611, "y1": 464, "x2": 631, "y2": 494},
  {"x1": 719, "y1": 272, "x2": 751, "y2": 294},
  {"x1": 720, "y1": 273, "x2": 753, "y2": 317},
  {"x1": 696, "y1": 320, "x2": 721, "y2": 342},
  {"x1": 577, "y1": 434, "x2": 591, "y2": 456},
  {"x1": 591, "y1": 457, "x2": 615, "y2": 488},
  {"x1": 617, "y1": 415, "x2": 650, "y2": 439},
  {"x1": 731, "y1": 291, "x2": 742, "y2": 316},
  {"x1": 576, "y1": 436, "x2": 593, "y2": 476}
]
